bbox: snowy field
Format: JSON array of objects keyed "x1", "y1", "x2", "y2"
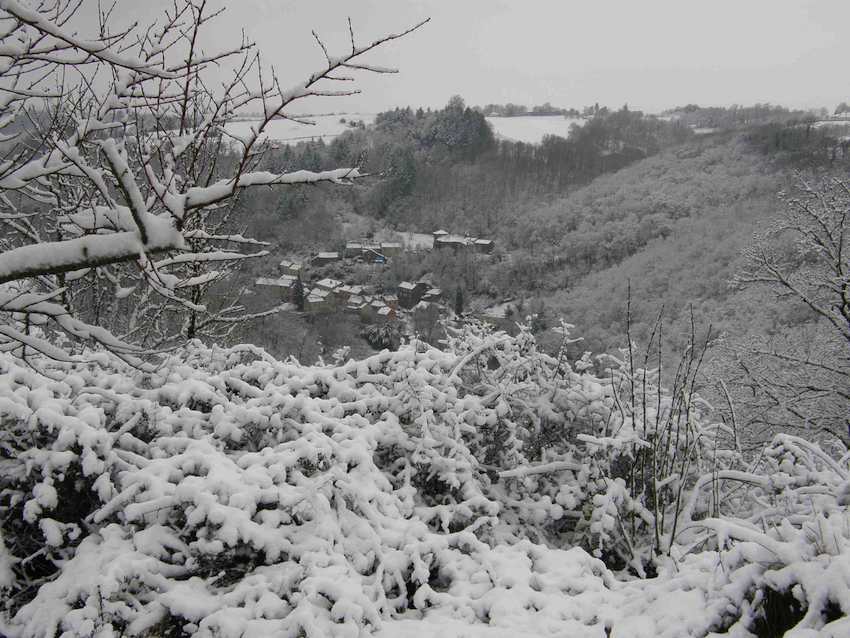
[
  {"x1": 485, "y1": 115, "x2": 585, "y2": 144},
  {"x1": 225, "y1": 113, "x2": 376, "y2": 144},
  {"x1": 226, "y1": 114, "x2": 582, "y2": 146}
]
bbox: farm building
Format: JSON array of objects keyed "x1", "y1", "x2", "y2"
[
  {"x1": 380, "y1": 242, "x2": 403, "y2": 257},
  {"x1": 434, "y1": 234, "x2": 470, "y2": 250},
  {"x1": 474, "y1": 238, "x2": 495, "y2": 254}
]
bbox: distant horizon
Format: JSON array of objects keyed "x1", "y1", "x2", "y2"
[{"x1": 236, "y1": 99, "x2": 842, "y2": 119}]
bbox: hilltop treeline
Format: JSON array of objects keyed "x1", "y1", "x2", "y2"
[
  {"x1": 248, "y1": 97, "x2": 693, "y2": 241},
  {"x1": 473, "y1": 101, "x2": 581, "y2": 117}
]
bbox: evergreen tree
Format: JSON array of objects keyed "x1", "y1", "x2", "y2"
[
  {"x1": 454, "y1": 287, "x2": 464, "y2": 316},
  {"x1": 290, "y1": 278, "x2": 305, "y2": 311}
]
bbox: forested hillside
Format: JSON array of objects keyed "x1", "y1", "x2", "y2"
[{"x1": 1, "y1": 2, "x2": 849, "y2": 637}]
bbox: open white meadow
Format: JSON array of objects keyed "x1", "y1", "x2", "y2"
[{"x1": 485, "y1": 116, "x2": 586, "y2": 144}]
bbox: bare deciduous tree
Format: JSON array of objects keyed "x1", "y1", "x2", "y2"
[
  {"x1": 0, "y1": 0, "x2": 426, "y2": 366},
  {"x1": 732, "y1": 174, "x2": 850, "y2": 447}
]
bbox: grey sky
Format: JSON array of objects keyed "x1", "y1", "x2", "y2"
[{"x1": 103, "y1": 0, "x2": 849, "y2": 114}]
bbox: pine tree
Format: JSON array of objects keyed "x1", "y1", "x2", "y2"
[
  {"x1": 454, "y1": 287, "x2": 464, "y2": 316},
  {"x1": 291, "y1": 278, "x2": 305, "y2": 311}
]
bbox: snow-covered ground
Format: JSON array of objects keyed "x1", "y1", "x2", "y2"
[
  {"x1": 225, "y1": 113, "x2": 376, "y2": 144},
  {"x1": 485, "y1": 115, "x2": 585, "y2": 144}
]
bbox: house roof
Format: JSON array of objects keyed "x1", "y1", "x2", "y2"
[
  {"x1": 315, "y1": 251, "x2": 339, "y2": 259},
  {"x1": 398, "y1": 281, "x2": 416, "y2": 290},
  {"x1": 256, "y1": 276, "x2": 295, "y2": 287},
  {"x1": 433, "y1": 229, "x2": 449, "y2": 236},
  {"x1": 425, "y1": 288, "x2": 442, "y2": 296},
  {"x1": 377, "y1": 306, "x2": 393, "y2": 316},
  {"x1": 435, "y1": 234, "x2": 469, "y2": 245},
  {"x1": 474, "y1": 238, "x2": 493, "y2": 245},
  {"x1": 315, "y1": 278, "x2": 342, "y2": 290},
  {"x1": 380, "y1": 242, "x2": 402, "y2": 248}
]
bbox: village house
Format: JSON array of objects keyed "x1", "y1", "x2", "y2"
[
  {"x1": 336, "y1": 284, "x2": 363, "y2": 304},
  {"x1": 397, "y1": 281, "x2": 418, "y2": 308},
  {"x1": 432, "y1": 229, "x2": 495, "y2": 254},
  {"x1": 345, "y1": 294, "x2": 366, "y2": 313},
  {"x1": 397, "y1": 281, "x2": 431, "y2": 308},
  {"x1": 311, "y1": 251, "x2": 340, "y2": 266},
  {"x1": 382, "y1": 294, "x2": 399, "y2": 310},
  {"x1": 422, "y1": 288, "x2": 443, "y2": 303},
  {"x1": 277, "y1": 261, "x2": 303, "y2": 278},
  {"x1": 304, "y1": 288, "x2": 333, "y2": 313},
  {"x1": 314, "y1": 278, "x2": 342, "y2": 292},
  {"x1": 255, "y1": 275, "x2": 297, "y2": 300},
  {"x1": 377, "y1": 305, "x2": 397, "y2": 322},
  {"x1": 344, "y1": 241, "x2": 363, "y2": 258}
]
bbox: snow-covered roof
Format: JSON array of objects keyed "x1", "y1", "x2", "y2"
[
  {"x1": 432, "y1": 229, "x2": 449, "y2": 236},
  {"x1": 256, "y1": 276, "x2": 295, "y2": 288},
  {"x1": 315, "y1": 251, "x2": 338, "y2": 259},
  {"x1": 435, "y1": 234, "x2": 469, "y2": 245},
  {"x1": 398, "y1": 281, "x2": 416, "y2": 290},
  {"x1": 474, "y1": 238, "x2": 493, "y2": 245},
  {"x1": 315, "y1": 278, "x2": 342, "y2": 290},
  {"x1": 377, "y1": 306, "x2": 393, "y2": 316},
  {"x1": 380, "y1": 242, "x2": 402, "y2": 248}
]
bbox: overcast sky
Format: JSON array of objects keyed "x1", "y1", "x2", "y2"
[{"x1": 99, "y1": 0, "x2": 849, "y2": 114}]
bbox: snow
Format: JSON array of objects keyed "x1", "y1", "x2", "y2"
[
  {"x1": 225, "y1": 113, "x2": 376, "y2": 145},
  {"x1": 486, "y1": 116, "x2": 585, "y2": 144},
  {"x1": 0, "y1": 321, "x2": 847, "y2": 637}
]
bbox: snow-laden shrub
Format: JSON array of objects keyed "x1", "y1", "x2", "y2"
[
  {"x1": 0, "y1": 322, "x2": 846, "y2": 637},
  {"x1": 2, "y1": 324, "x2": 615, "y2": 637}
]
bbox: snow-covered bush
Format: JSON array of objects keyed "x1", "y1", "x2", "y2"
[{"x1": 0, "y1": 322, "x2": 846, "y2": 637}]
